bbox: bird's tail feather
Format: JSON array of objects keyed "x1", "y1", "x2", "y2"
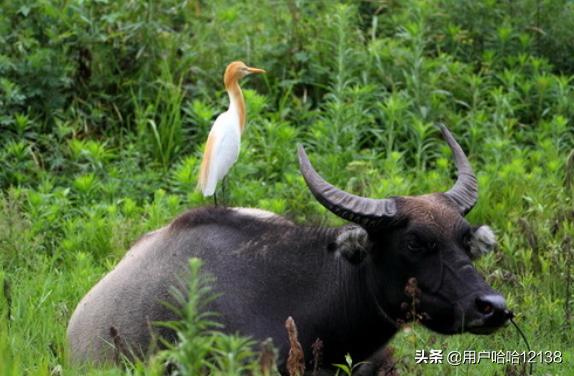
[{"x1": 197, "y1": 137, "x2": 217, "y2": 196}]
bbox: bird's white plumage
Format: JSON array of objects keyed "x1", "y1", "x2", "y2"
[{"x1": 200, "y1": 108, "x2": 241, "y2": 196}]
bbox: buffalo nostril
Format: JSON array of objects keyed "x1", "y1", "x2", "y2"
[
  {"x1": 475, "y1": 294, "x2": 507, "y2": 317},
  {"x1": 476, "y1": 298, "x2": 493, "y2": 315}
]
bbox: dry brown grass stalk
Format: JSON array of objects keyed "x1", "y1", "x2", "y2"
[
  {"x1": 285, "y1": 316, "x2": 305, "y2": 376},
  {"x1": 259, "y1": 337, "x2": 277, "y2": 376},
  {"x1": 109, "y1": 326, "x2": 128, "y2": 364},
  {"x1": 311, "y1": 338, "x2": 323, "y2": 376}
]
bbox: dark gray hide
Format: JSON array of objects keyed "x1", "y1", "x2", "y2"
[{"x1": 67, "y1": 126, "x2": 510, "y2": 374}]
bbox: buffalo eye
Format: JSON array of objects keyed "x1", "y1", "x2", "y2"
[
  {"x1": 407, "y1": 236, "x2": 430, "y2": 254},
  {"x1": 407, "y1": 239, "x2": 421, "y2": 253}
]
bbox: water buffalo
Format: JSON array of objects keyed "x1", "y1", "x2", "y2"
[{"x1": 67, "y1": 125, "x2": 511, "y2": 374}]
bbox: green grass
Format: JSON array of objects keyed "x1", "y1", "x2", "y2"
[{"x1": 1, "y1": 0, "x2": 574, "y2": 374}]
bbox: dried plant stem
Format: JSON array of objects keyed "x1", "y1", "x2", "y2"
[
  {"x1": 311, "y1": 338, "x2": 323, "y2": 376},
  {"x1": 285, "y1": 316, "x2": 305, "y2": 376},
  {"x1": 259, "y1": 338, "x2": 277, "y2": 376},
  {"x1": 109, "y1": 326, "x2": 128, "y2": 365}
]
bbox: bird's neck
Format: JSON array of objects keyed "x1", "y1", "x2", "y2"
[{"x1": 226, "y1": 81, "x2": 246, "y2": 133}]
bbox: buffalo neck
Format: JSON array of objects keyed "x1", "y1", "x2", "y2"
[{"x1": 307, "y1": 229, "x2": 400, "y2": 362}]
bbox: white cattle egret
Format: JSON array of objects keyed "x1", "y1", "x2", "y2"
[{"x1": 197, "y1": 61, "x2": 265, "y2": 204}]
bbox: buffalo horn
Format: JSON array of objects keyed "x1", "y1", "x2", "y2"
[
  {"x1": 298, "y1": 146, "x2": 397, "y2": 228},
  {"x1": 440, "y1": 124, "x2": 478, "y2": 215}
]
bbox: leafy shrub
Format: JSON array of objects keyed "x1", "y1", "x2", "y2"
[{"x1": 157, "y1": 258, "x2": 261, "y2": 375}]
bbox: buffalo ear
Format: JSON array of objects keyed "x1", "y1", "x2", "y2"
[
  {"x1": 469, "y1": 225, "x2": 496, "y2": 259},
  {"x1": 333, "y1": 225, "x2": 372, "y2": 265}
]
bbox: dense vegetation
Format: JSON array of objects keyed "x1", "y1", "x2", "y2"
[{"x1": 1, "y1": 0, "x2": 574, "y2": 374}]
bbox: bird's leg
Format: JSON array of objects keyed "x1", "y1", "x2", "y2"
[
  {"x1": 221, "y1": 176, "x2": 228, "y2": 207},
  {"x1": 213, "y1": 192, "x2": 218, "y2": 207}
]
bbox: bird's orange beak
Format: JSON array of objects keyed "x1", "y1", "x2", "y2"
[{"x1": 246, "y1": 66, "x2": 266, "y2": 74}]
